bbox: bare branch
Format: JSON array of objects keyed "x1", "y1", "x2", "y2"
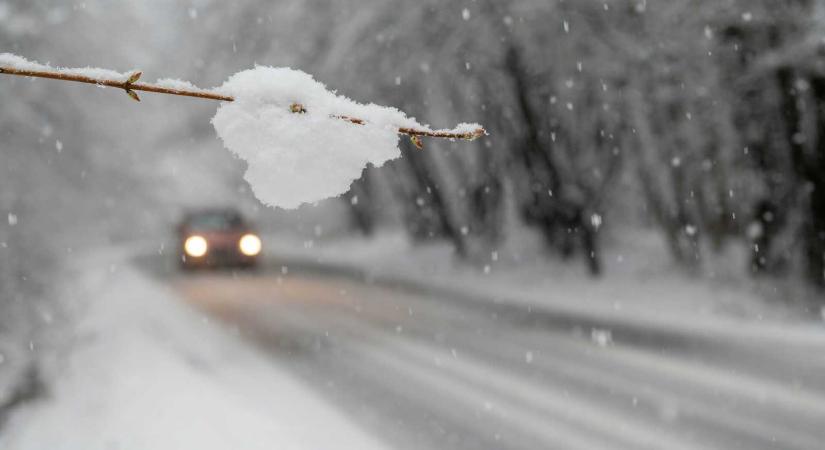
[{"x1": 0, "y1": 65, "x2": 485, "y2": 142}]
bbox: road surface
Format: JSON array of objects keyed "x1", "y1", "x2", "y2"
[{"x1": 166, "y1": 266, "x2": 825, "y2": 450}]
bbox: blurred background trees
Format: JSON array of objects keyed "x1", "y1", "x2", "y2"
[{"x1": 222, "y1": 0, "x2": 823, "y2": 287}]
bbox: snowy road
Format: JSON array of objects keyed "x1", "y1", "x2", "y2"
[{"x1": 169, "y1": 268, "x2": 825, "y2": 450}]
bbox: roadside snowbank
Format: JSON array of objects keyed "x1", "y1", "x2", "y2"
[
  {"x1": 260, "y1": 230, "x2": 825, "y2": 348},
  {"x1": 0, "y1": 248, "x2": 386, "y2": 450}
]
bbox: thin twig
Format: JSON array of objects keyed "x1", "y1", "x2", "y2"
[
  {"x1": 0, "y1": 65, "x2": 485, "y2": 142},
  {"x1": 337, "y1": 115, "x2": 485, "y2": 140},
  {"x1": 0, "y1": 66, "x2": 233, "y2": 101}
]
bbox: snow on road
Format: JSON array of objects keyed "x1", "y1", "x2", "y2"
[
  {"x1": 0, "y1": 248, "x2": 386, "y2": 450},
  {"x1": 174, "y1": 268, "x2": 825, "y2": 450},
  {"x1": 3, "y1": 233, "x2": 824, "y2": 450}
]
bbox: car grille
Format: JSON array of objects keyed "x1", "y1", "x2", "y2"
[{"x1": 209, "y1": 247, "x2": 238, "y2": 260}]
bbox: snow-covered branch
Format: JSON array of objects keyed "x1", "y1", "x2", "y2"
[
  {"x1": 0, "y1": 54, "x2": 485, "y2": 142},
  {"x1": 0, "y1": 65, "x2": 234, "y2": 102},
  {"x1": 0, "y1": 53, "x2": 486, "y2": 209}
]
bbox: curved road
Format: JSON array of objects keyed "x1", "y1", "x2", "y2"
[{"x1": 168, "y1": 268, "x2": 825, "y2": 450}]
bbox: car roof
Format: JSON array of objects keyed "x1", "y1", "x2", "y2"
[{"x1": 185, "y1": 207, "x2": 241, "y2": 216}]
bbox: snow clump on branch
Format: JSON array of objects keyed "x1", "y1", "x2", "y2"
[{"x1": 213, "y1": 67, "x2": 427, "y2": 209}]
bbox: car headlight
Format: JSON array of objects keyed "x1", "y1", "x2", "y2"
[
  {"x1": 184, "y1": 235, "x2": 208, "y2": 257},
  {"x1": 239, "y1": 234, "x2": 262, "y2": 256}
]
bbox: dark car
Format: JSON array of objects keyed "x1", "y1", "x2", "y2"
[{"x1": 177, "y1": 208, "x2": 262, "y2": 269}]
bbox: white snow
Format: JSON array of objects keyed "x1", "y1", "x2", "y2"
[
  {"x1": 0, "y1": 53, "x2": 133, "y2": 83},
  {"x1": 211, "y1": 66, "x2": 480, "y2": 209},
  {"x1": 446, "y1": 121, "x2": 485, "y2": 135},
  {"x1": 211, "y1": 67, "x2": 407, "y2": 209},
  {"x1": 0, "y1": 247, "x2": 387, "y2": 450},
  {"x1": 153, "y1": 77, "x2": 212, "y2": 94}
]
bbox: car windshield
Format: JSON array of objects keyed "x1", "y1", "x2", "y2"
[{"x1": 187, "y1": 213, "x2": 243, "y2": 231}]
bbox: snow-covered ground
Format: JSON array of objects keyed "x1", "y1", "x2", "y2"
[
  {"x1": 168, "y1": 230, "x2": 825, "y2": 449},
  {"x1": 261, "y1": 228, "x2": 825, "y2": 347},
  {"x1": 0, "y1": 246, "x2": 386, "y2": 450},
  {"x1": 2, "y1": 229, "x2": 823, "y2": 450}
]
